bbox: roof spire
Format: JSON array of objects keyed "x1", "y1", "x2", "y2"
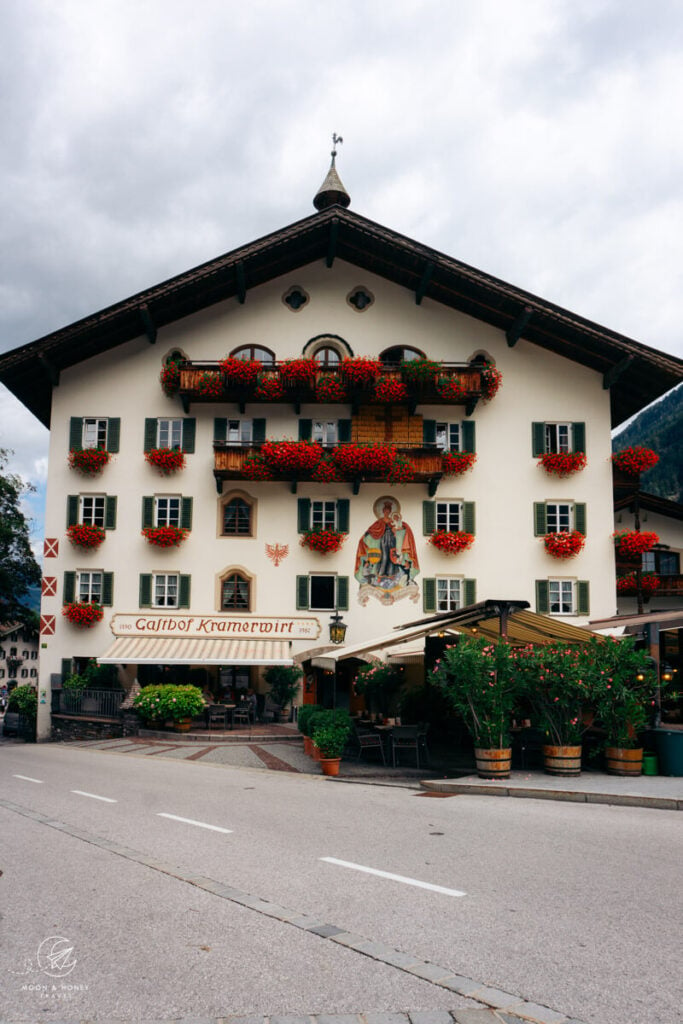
[{"x1": 313, "y1": 132, "x2": 351, "y2": 211}]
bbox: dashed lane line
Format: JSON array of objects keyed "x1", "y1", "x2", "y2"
[
  {"x1": 156, "y1": 812, "x2": 233, "y2": 833},
  {"x1": 70, "y1": 789, "x2": 118, "y2": 803},
  {"x1": 12, "y1": 774, "x2": 43, "y2": 783},
  {"x1": 320, "y1": 856, "x2": 467, "y2": 898}
]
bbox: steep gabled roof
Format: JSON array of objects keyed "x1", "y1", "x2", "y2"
[{"x1": 1, "y1": 205, "x2": 681, "y2": 427}]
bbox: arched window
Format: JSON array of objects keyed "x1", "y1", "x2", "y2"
[
  {"x1": 223, "y1": 497, "x2": 252, "y2": 536},
  {"x1": 221, "y1": 572, "x2": 251, "y2": 610},
  {"x1": 313, "y1": 346, "x2": 341, "y2": 367},
  {"x1": 380, "y1": 345, "x2": 425, "y2": 365},
  {"x1": 230, "y1": 345, "x2": 275, "y2": 365}
]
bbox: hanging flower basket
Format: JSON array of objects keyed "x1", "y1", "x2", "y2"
[
  {"x1": 242, "y1": 454, "x2": 274, "y2": 480},
  {"x1": 62, "y1": 602, "x2": 104, "y2": 628},
  {"x1": 613, "y1": 531, "x2": 659, "y2": 557},
  {"x1": 399, "y1": 359, "x2": 440, "y2": 385},
  {"x1": 436, "y1": 375, "x2": 468, "y2": 401},
  {"x1": 441, "y1": 451, "x2": 477, "y2": 476},
  {"x1": 301, "y1": 529, "x2": 346, "y2": 554},
  {"x1": 260, "y1": 440, "x2": 325, "y2": 474},
  {"x1": 340, "y1": 357, "x2": 382, "y2": 389},
  {"x1": 543, "y1": 530, "x2": 586, "y2": 559},
  {"x1": 374, "y1": 377, "x2": 409, "y2": 402},
  {"x1": 145, "y1": 448, "x2": 186, "y2": 475},
  {"x1": 279, "y1": 358, "x2": 318, "y2": 387},
  {"x1": 67, "y1": 523, "x2": 106, "y2": 550},
  {"x1": 611, "y1": 447, "x2": 659, "y2": 475},
  {"x1": 315, "y1": 374, "x2": 348, "y2": 402},
  {"x1": 429, "y1": 530, "x2": 475, "y2": 555},
  {"x1": 142, "y1": 526, "x2": 188, "y2": 548},
  {"x1": 538, "y1": 451, "x2": 587, "y2": 477},
  {"x1": 332, "y1": 443, "x2": 395, "y2": 476},
  {"x1": 68, "y1": 448, "x2": 110, "y2": 475},
  {"x1": 159, "y1": 361, "x2": 181, "y2": 397},
  {"x1": 219, "y1": 356, "x2": 261, "y2": 386},
  {"x1": 617, "y1": 573, "x2": 661, "y2": 596},
  {"x1": 254, "y1": 375, "x2": 285, "y2": 401},
  {"x1": 196, "y1": 371, "x2": 224, "y2": 398},
  {"x1": 480, "y1": 365, "x2": 503, "y2": 401}
]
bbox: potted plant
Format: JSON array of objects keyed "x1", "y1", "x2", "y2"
[
  {"x1": 613, "y1": 531, "x2": 659, "y2": 558},
  {"x1": 261, "y1": 440, "x2": 325, "y2": 476},
  {"x1": 332, "y1": 442, "x2": 395, "y2": 477},
  {"x1": 133, "y1": 683, "x2": 205, "y2": 731},
  {"x1": 311, "y1": 710, "x2": 353, "y2": 775},
  {"x1": 429, "y1": 530, "x2": 475, "y2": 555},
  {"x1": 340, "y1": 357, "x2": 381, "y2": 389},
  {"x1": 353, "y1": 663, "x2": 404, "y2": 720},
  {"x1": 315, "y1": 374, "x2": 347, "y2": 402},
  {"x1": 145, "y1": 448, "x2": 186, "y2": 474},
  {"x1": 68, "y1": 448, "x2": 110, "y2": 475},
  {"x1": 441, "y1": 451, "x2": 477, "y2": 476},
  {"x1": 219, "y1": 356, "x2": 261, "y2": 387},
  {"x1": 538, "y1": 451, "x2": 587, "y2": 477},
  {"x1": 374, "y1": 377, "x2": 408, "y2": 402},
  {"x1": 543, "y1": 530, "x2": 585, "y2": 559},
  {"x1": 6, "y1": 684, "x2": 37, "y2": 741},
  {"x1": 196, "y1": 371, "x2": 224, "y2": 398},
  {"x1": 67, "y1": 523, "x2": 106, "y2": 549},
  {"x1": 301, "y1": 529, "x2": 345, "y2": 554},
  {"x1": 611, "y1": 446, "x2": 659, "y2": 475},
  {"x1": 279, "y1": 358, "x2": 318, "y2": 388},
  {"x1": 431, "y1": 637, "x2": 517, "y2": 778},
  {"x1": 160, "y1": 360, "x2": 181, "y2": 397},
  {"x1": 297, "y1": 703, "x2": 323, "y2": 756},
  {"x1": 399, "y1": 358, "x2": 440, "y2": 387},
  {"x1": 263, "y1": 665, "x2": 303, "y2": 720},
  {"x1": 142, "y1": 525, "x2": 188, "y2": 547},
  {"x1": 435, "y1": 375, "x2": 467, "y2": 401},
  {"x1": 62, "y1": 601, "x2": 104, "y2": 628},
  {"x1": 479, "y1": 365, "x2": 503, "y2": 401},
  {"x1": 616, "y1": 573, "x2": 661, "y2": 598},
  {"x1": 254, "y1": 374, "x2": 285, "y2": 400}
]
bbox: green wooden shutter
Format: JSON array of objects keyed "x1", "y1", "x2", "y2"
[
  {"x1": 67, "y1": 495, "x2": 79, "y2": 527},
  {"x1": 142, "y1": 496, "x2": 154, "y2": 529},
  {"x1": 178, "y1": 575, "x2": 191, "y2": 608},
  {"x1": 338, "y1": 419, "x2": 352, "y2": 443},
  {"x1": 105, "y1": 496, "x2": 117, "y2": 530},
  {"x1": 139, "y1": 574, "x2": 152, "y2": 607},
  {"x1": 181, "y1": 497, "x2": 193, "y2": 530},
  {"x1": 69, "y1": 417, "x2": 83, "y2": 451},
  {"x1": 461, "y1": 420, "x2": 475, "y2": 453},
  {"x1": 61, "y1": 658, "x2": 73, "y2": 682},
  {"x1": 337, "y1": 498, "x2": 350, "y2": 533},
  {"x1": 574, "y1": 503, "x2": 586, "y2": 535},
  {"x1": 576, "y1": 580, "x2": 590, "y2": 615},
  {"x1": 298, "y1": 419, "x2": 312, "y2": 441},
  {"x1": 144, "y1": 418, "x2": 157, "y2": 452},
  {"x1": 422, "y1": 419, "x2": 436, "y2": 446},
  {"x1": 463, "y1": 578, "x2": 477, "y2": 606},
  {"x1": 181, "y1": 418, "x2": 196, "y2": 453},
  {"x1": 213, "y1": 417, "x2": 227, "y2": 443},
  {"x1": 423, "y1": 578, "x2": 436, "y2": 613},
  {"x1": 534, "y1": 502, "x2": 548, "y2": 536},
  {"x1": 63, "y1": 572, "x2": 76, "y2": 604},
  {"x1": 532, "y1": 422, "x2": 545, "y2": 457},
  {"x1": 297, "y1": 498, "x2": 311, "y2": 533},
  {"x1": 296, "y1": 575, "x2": 309, "y2": 610},
  {"x1": 423, "y1": 500, "x2": 436, "y2": 535},
  {"x1": 336, "y1": 576, "x2": 349, "y2": 611},
  {"x1": 572, "y1": 422, "x2": 586, "y2": 453},
  {"x1": 462, "y1": 502, "x2": 475, "y2": 535},
  {"x1": 107, "y1": 418, "x2": 120, "y2": 453},
  {"x1": 102, "y1": 573, "x2": 114, "y2": 606},
  {"x1": 536, "y1": 580, "x2": 550, "y2": 614},
  {"x1": 252, "y1": 418, "x2": 266, "y2": 443}
]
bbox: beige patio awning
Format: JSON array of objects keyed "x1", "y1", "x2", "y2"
[{"x1": 98, "y1": 635, "x2": 292, "y2": 666}]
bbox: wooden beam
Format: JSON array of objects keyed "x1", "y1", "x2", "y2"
[
  {"x1": 38, "y1": 353, "x2": 60, "y2": 386},
  {"x1": 214, "y1": 473, "x2": 223, "y2": 495},
  {"x1": 181, "y1": 396, "x2": 190, "y2": 414},
  {"x1": 353, "y1": 477, "x2": 361, "y2": 495},
  {"x1": 428, "y1": 475, "x2": 442, "y2": 497},
  {"x1": 603, "y1": 355, "x2": 635, "y2": 390},
  {"x1": 139, "y1": 304, "x2": 157, "y2": 344},
  {"x1": 506, "y1": 306, "x2": 533, "y2": 347},
  {"x1": 236, "y1": 261, "x2": 247, "y2": 304},
  {"x1": 465, "y1": 396, "x2": 479, "y2": 417},
  {"x1": 326, "y1": 219, "x2": 339, "y2": 268},
  {"x1": 415, "y1": 262, "x2": 434, "y2": 305}
]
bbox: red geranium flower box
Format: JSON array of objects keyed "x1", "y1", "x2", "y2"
[
  {"x1": 429, "y1": 530, "x2": 475, "y2": 555},
  {"x1": 611, "y1": 447, "x2": 659, "y2": 475},
  {"x1": 538, "y1": 451, "x2": 587, "y2": 477},
  {"x1": 67, "y1": 523, "x2": 106, "y2": 549},
  {"x1": 480, "y1": 365, "x2": 503, "y2": 401},
  {"x1": 617, "y1": 572, "x2": 661, "y2": 596},
  {"x1": 279, "y1": 358, "x2": 318, "y2": 386},
  {"x1": 311, "y1": 457, "x2": 342, "y2": 482},
  {"x1": 261, "y1": 440, "x2": 325, "y2": 474},
  {"x1": 142, "y1": 526, "x2": 188, "y2": 547},
  {"x1": 145, "y1": 448, "x2": 186, "y2": 475},
  {"x1": 254, "y1": 375, "x2": 285, "y2": 400},
  {"x1": 435, "y1": 375, "x2": 467, "y2": 401},
  {"x1": 387, "y1": 455, "x2": 416, "y2": 483},
  {"x1": 242, "y1": 454, "x2": 274, "y2": 479},
  {"x1": 219, "y1": 356, "x2": 261, "y2": 386},
  {"x1": 340, "y1": 357, "x2": 382, "y2": 389},
  {"x1": 301, "y1": 529, "x2": 346, "y2": 554},
  {"x1": 315, "y1": 374, "x2": 348, "y2": 402},
  {"x1": 62, "y1": 602, "x2": 104, "y2": 628},
  {"x1": 543, "y1": 530, "x2": 586, "y2": 559},
  {"x1": 159, "y1": 361, "x2": 181, "y2": 397},
  {"x1": 196, "y1": 371, "x2": 224, "y2": 398},
  {"x1": 68, "y1": 448, "x2": 110, "y2": 476},
  {"x1": 441, "y1": 451, "x2": 477, "y2": 476},
  {"x1": 613, "y1": 531, "x2": 659, "y2": 557},
  {"x1": 374, "y1": 377, "x2": 408, "y2": 402},
  {"x1": 332, "y1": 443, "x2": 395, "y2": 476}
]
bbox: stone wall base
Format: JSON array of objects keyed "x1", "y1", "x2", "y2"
[{"x1": 51, "y1": 716, "x2": 124, "y2": 742}]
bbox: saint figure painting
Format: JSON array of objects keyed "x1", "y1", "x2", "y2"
[{"x1": 354, "y1": 496, "x2": 420, "y2": 606}]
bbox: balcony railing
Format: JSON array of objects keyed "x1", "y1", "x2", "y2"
[{"x1": 57, "y1": 689, "x2": 124, "y2": 719}]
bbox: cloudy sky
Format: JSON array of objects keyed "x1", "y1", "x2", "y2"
[{"x1": 1, "y1": 0, "x2": 683, "y2": 550}]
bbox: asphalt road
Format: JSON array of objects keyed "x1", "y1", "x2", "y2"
[{"x1": 0, "y1": 742, "x2": 681, "y2": 1024}]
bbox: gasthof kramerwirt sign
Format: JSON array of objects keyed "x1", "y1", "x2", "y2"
[{"x1": 110, "y1": 614, "x2": 321, "y2": 640}]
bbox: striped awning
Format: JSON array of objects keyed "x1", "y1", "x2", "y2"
[{"x1": 98, "y1": 636, "x2": 292, "y2": 666}]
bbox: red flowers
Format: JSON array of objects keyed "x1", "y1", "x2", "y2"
[
  {"x1": 538, "y1": 451, "x2": 587, "y2": 477},
  {"x1": 62, "y1": 602, "x2": 104, "y2": 627},
  {"x1": 196, "y1": 371, "x2": 224, "y2": 398},
  {"x1": 68, "y1": 449, "x2": 110, "y2": 475},
  {"x1": 145, "y1": 448, "x2": 186, "y2": 475},
  {"x1": 441, "y1": 451, "x2": 477, "y2": 476},
  {"x1": 340, "y1": 357, "x2": 382, "y2": 388},
  {"x1": 399, "y1": 359, "x2": 440, "y2": 385},
  {"x1": 617, "y1": 573, "x2": 661, "y2": 595},
  {"x1": 435, "y1": 375, "x2": 468, "y2": 401},
  {"x1": 332, "y1": 443, "x2": 395, "y2": 475},
  {"x1": 543, "y1": 531, "x2": 586, "y2": 559},
  {"x1": 67, "y1": 524, "x2": 106, "y2": 549},
  {"x1": 159, "y1": 361, "x2": 181, "y2": 397},
  {"x1": 142, "y1": 526, "x2": 188, "y2": 547},
  {"x1": 242, "y1": 454, "x2": 274, "y2": 480},
  {"x1": 279, "y1": 358, "x2": 318, "y2": 386},
  {"x1": 260, "y1": 440, "x2": 325, "y2": 473},
  {"x1": 480, "y1": 366, "x2": 503, "y2": 401},
  {"x1": 254, "y1": 375, "x2": 285, "y2": 400},
  {"x1": 301, "y1": 529, "x2": 346, "y2": 554},
  {"x1": 613, "y1": 531, "x2": 659, "y2": 557},
  {"x1": 374, "y1": 377, "x2": 408, "y2": 402},
  {"x1": 611, "y1": 447, "x2": 659, "y2": 475},
  {"x1": 429, "y1": 530, "x2": 475, "y2": 555},
  {"x1": 219, "y1": 356, "x2": 261, "y2": 385},
  {"x1": 315, "y1": 374, "x2": 348, "y2": 402}
]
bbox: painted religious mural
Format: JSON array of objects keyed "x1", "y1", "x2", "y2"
[{"x1": 354, "y1": 496, "x2": 420, "y2": 606}]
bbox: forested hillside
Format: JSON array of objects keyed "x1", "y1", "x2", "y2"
[{"x1": 612, "y1": 385, "x2": 682, "y2": 502}]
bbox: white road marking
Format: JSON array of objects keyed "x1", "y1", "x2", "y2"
[
  {"x1": 156, "y1": 812, "x2": 233, "y2": 834},
  {"x1": 13, "y1": 774, "x2": 43, "y2": 783},
  {"x1": 320, "y1": 857, "x2": 467, "y2": 897},
  {"x1": 70, "y1": 790, "x2": 118, "y2": 803}
]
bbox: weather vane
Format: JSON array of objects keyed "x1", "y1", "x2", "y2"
[{"x1": 331, "y1": 132, "x2": 343, "y2": 166}]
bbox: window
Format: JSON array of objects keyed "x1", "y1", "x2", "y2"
[
  {"x1": 347, "y1": 287, "x2": 374, "y2": 311},
  {"x1": 155, "y1": 497, "x2": 181, "y2": 527},
  {"x1": 30, "y1": 651, "x2": 37, "y2": 660},
  {"x1": 82, "y1": 418, "x2": 108, "y2": 449},
  {"x1": 297, "y1": 498, "x2": 350, "y2": 533},
  {"x1": 437, "y1": 578, "x2": 461, "y2": 612},
  {"x1": 313, "y1": 346, "x2": 340, "y2": 367},
  {"x1": 157, "y1": 418, "x2": 183, "y2": 449},
  {"x1": 423, "y1": 577, "x2": 476, "y2": 612},
  {"x1": 21, "y1": 669, "x2": 27, "y2": 678},
  {"x1": 227, "y1": 420, "x2": 253, "y2": 444},
  {"x1": 380, "y1": 346, "x2": 424, "y2": 364},
  {"x1": 214, "y1": 417, "x2": 265, "y2": 446},
  {"x1": 223, "y1": 498, "x2": 252, "y2": 536},
  {"x1": 142, "y1": 496, "x2": 192, "y2": 531},
  {"x1": 532, "y1": 422, "x2": 585, "y2": 456},
  {"x1": 312, "y1": 420, "x2": 337, "y2": 446},
  {"x1": 296, "y1": 575, "x2": 349, "y2": 611},
  {"x1": 0, "y1": 650, "x2": 5, "y2": 660},
  {"x1": 30, "y1": 668, "x2": 37, "y2": 677},
  {"x1": 436, "y1": 423, "x2": 461, "y2": 452},
  {"x1": 67, "y1": 495, "x2": 116, "y2": 531},
  {"x1": 437, "y1": 502, "x2": 460, "y2": 532},
  {"x1": 546, "y1": 503, "x2": 572, "y2": 533},
  {"x1": 155, "y1": 574, "x2": 179, "y2": 607},
  {"x1": 139, "y1": 573, "x2": 190, "y2": 608},
  {"x1": 230, "y1": 345, "x2": 275, "y2": 365},
  {"x1": 0, "y1": 669, "x2": 3, "y2": 678},
  {"x1": 144, "y1": 418, "x2": 196, "y2": 454},
  {"x1": 77, "y1": 571, "x2": 103, "y2": 603},
  {"x1": 642, "y1": 550, "x2": 680, "y2": 575},
  {"x1": 423, "y1": 500, "x2": 475, "y2": 536},
  {"x1": 534, "y1": 503, "x2": 586, "y2": 536},
  {"x1": 311, "y1": 500, "x2": 337, "y2": 530},
  {"x1": 423, "y1": 420, "x2": 475, "y2": 453},
  {"x1": 222, "y1": 572, "x2": 250, "y2": 610},
  {"x1": 80, "y1": 496, "x2": 106, "y2": 526},
  {"x1": 69, "y1": 417, "x2": 120, "y2": 453},
  {"x1": 536, "y1": 579, "x2": 589, "y2": 615},
  {"x1": 283, "y1": 287, "x2": 309, "y2": 312}
]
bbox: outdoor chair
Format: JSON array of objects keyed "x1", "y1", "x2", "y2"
[
  {"x1": 354, "y1": 725, "x2": 386, "y2": 765},
  {"x1": 263, "y1": 694, "x2": 282, "y2": 722},
  {"x1": 231, "y1": 706, "x2": 251, "y2": 730},
  {"x1": 391, "y1": 724, "x2": 422, "y2": 768},
  {"x1": 207, "y1": 705, "x2": 228, "y2": 731}
]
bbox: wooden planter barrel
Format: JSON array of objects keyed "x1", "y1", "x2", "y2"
[
  {"x1": 605, "y1": 747, "x2": 643, "y2": 776},
  {"x1": 542, "y1": 745, "x2": 582, "y2": 776},
  {"x1": 474, "y1": 748, "x2": 512, "y2": 779}
]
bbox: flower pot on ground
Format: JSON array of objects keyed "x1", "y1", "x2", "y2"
[
  {"x1": 68, "y1": 448, "x2": 110, "y2": 475},
  {"x1": 145, "y1": 447, "x2": 186, "y2": 475},
  {"x1": 353, "y1": 663, "x2": 404, "y2": 719},
  {"x1": 7, "y1": 685, "x2": 37, "y2": 739},
  {"x1": 311, "y1": 711, "x2": 353, "y2": 773},
  {"x1": 541, "y1": 745, "x2": 582, "y2": 777},
  {"x1": 588, "y1": 637, "x2": 658, "y2": 773},
  {"x1": 174, "y1": 717, "x2": 193, "y2": 732},
  {"x1": 473, "y1": 747, "x2": 512, "y2": 779},
  {"x1": 67, "y1": 523, "x2": 106, "y2": 549},
  {"x1": 605, "y1": 747, "x2": 644, "y2": 776},
  {"x1": 297, "y1": 703, "x2": 323, "y2": 755},
  {"x1": 133, "y1": 684, "x2": 205, "y2": 728}
]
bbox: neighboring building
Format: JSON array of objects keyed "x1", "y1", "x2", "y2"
[
  {"x1": 614, "y1": 489, "x2": 683, "y2": 615},
  {"x1": 1, "y1": 161, "x2": 682, "y2": 739},
  {"x1": 0, "y1": 622, "x2": 40, "y2": 687}
]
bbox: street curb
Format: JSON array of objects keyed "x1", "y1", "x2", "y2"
[{"x1": 419, "y1": 780, "x2": 683, "y2": 811}]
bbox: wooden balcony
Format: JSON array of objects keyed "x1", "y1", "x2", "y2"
[{"x1": 179, "y1": 362, "x2": 483, "y2": 414}]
